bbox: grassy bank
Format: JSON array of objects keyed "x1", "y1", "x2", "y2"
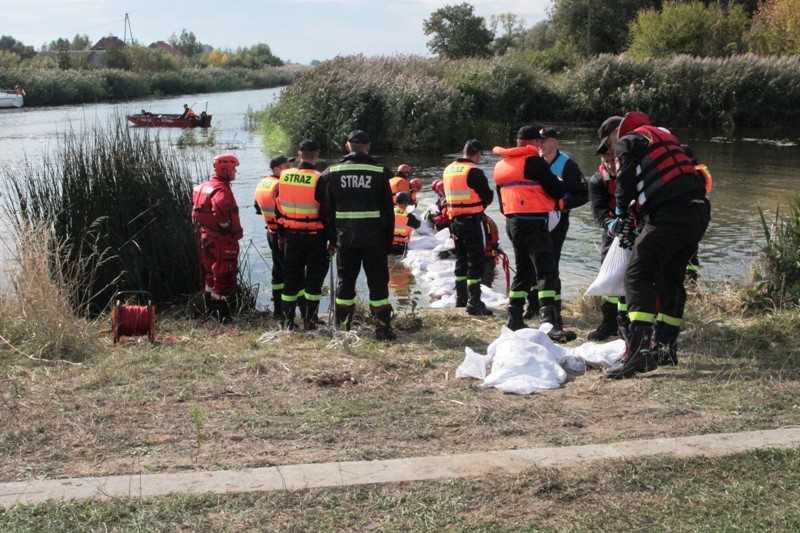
[
  {"x1": 0, "y1": 65, "x2": 307, "y2": 107},
  {"x1": 262, "y1": 54, "x2": 800, "y2": 151}
]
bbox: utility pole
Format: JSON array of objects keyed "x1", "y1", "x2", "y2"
[
  {"x1": 123, "y1": 13, "x2": 134, "y2": 45},
  {"x1": 586, "y1": 3, "x2": 592, "y2": 58}
]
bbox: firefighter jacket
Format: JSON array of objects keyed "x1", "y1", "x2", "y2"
[
  {"x1": 492, "y1": 145, "x2": 565, "y2": 216},
  {"x1": 442, "y1": 159, "x2": 493, "y2": 217},
  {"x1": 323, "y1": 151, "x2": 395, "y2": 249},
  {"x1": 275, "y1": 163, "x2": 325, "y2": 232},
  {"x1": 615, "y1": 125, "x2": 706, "y2": 214},
  {"x1": 588, "y1": 163, "x2": 618, "y2": 229},
  {"x1": 192, "y1": 175, "x2": 242, "y2": 240},
  {"x1": 254, "y1": 175, "x2": 280, "y2": 233}
]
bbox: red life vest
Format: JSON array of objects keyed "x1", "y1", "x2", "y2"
[
  {"x1": 443, "y1": 161, "x2": 485, "y2": 216},
  {"x1": 254, "y1": 176, "x2": 280, "y2": 233},
  {"x1": 393, "y1": 206, "x2": 412, "y2": 247},
  {"x1": 192, "y1": 176, "x2": 242, "y2": 239},
  {"x1": 631, "y1": 125, "x2": 701, "y2": 208},
  {"x1": 493, "y1": 145, "x2": 558, "y2": 214},
  {"x1": 276, "y1": 168, "x2": 324, "y2": 232},
  {"x1": 597, "y1": 162, "x2": 618, "y2": 216},
  {"x1": 482, "y1": 215, "x2": 500, "y2": 258}
]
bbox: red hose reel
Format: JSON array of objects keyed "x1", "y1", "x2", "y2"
[{"x1": 111, "y1": 291, "x2": 156, "y2": 344}]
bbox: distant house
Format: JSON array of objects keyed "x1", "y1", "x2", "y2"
[
  {"x1": 148, "y1": 41, "x2": 185, "y2": 59},
  {"x1": 91, "y1": 36, "x2": 126, "y2": 51}
]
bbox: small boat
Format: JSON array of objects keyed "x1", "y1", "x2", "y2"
[
  {"x1": 126, "y1": 111, "x2": 212, "y2": 128},
  {"x1": 0, "y1": 92, "x2": 24, "y2": 109}
]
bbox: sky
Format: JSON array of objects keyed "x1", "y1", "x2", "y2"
[{"x1": 4, "y1": 0, "x2": 551, "y2": 64}]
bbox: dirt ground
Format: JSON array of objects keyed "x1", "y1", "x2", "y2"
[{"x1": 1, "y1": 307, "x2": 798, "y2": 484}]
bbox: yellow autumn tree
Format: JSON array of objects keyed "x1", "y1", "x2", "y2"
[
  {"x1": 748, "y1": 0, "x2": 800, "y2": 54},
  {"x1": 207, "y1": 49, "x2": 229, "y2": 68}
]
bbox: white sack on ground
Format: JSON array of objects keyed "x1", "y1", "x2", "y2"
[
  {"x1": 585, "y1": 236, "x2": 631, "y2": 297},
  {"x1": 458, "y1": 328, "x2": 626, "y2": 395}
]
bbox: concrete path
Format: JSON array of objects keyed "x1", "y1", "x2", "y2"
[{"x1": 2, "y1": 427, "x2": 799, "y2": 507}]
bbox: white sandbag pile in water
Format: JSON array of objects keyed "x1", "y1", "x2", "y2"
[
  {"x1": 403, "y1": 226, "x2": 508, "y2": 309},
  {"x1": 456, "y1": 326, "x2": 626, "y2": 395}
]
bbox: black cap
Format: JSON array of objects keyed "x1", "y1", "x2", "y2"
[
  {"x1": 517, "y1": 125, "x2": 542, "y2": 140},
  {"x1": 464, "y1": 139, "x2": 483, "y2": 155},
  {"x1": 595, "y1": 116, "x2": 623, "y2": 155},
  {"x1": 299, "y1": 138, "x2": 319, "y2": 152},
  {"x1": 395, "y1": 192, "x2": 412, "y2": 205},
  {"x1": 270, "y1": 155, "x2": 290, "y2": 170},
  {"x1": 347, "y1": 130, "x2": 370, "y2": 144},
  {"x1": 540, "y1": 127, "x2": 559, "y2": 139}
]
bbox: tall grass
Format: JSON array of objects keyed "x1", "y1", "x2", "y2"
[
  {"x1": 4, "y1": 119, "x2": 201, "y2": 315},
  {"x1": 750, "y1": 196, "x2": 800, "y2": 309}
]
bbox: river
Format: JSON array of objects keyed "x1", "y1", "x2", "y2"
[{"x1": 1, "y1": 87, "x2": 797, "y2": 310}]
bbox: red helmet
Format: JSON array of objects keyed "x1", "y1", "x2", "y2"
[
  {"x1": 213, "y1": 153, "x2": 240, "y2": 179},
  {"x1": 397, "y1": 163, "x2": 410, "y2": 175},
  {"x1": 410, "y1": 178, "x2": 422, "y2": 191},
  {"x1": 431, "y1": 179, "x2": 444, "y2": 194},
  {"x1": 618, "y1": 111, "x2": 651, "y2": 137}
]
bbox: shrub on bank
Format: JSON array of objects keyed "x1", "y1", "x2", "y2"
[
  {"x1": 4, "y1": 120, "x2": 200, "y2": 315},
  {"x1": 750, "y1": 195, "x2": 800, "y2": 309}
]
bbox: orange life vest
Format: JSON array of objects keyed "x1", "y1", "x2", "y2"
[
  {"x1": 276, "y1": 168, "x2": 324, "y2": 232},
  {"x1": 695, "y1": 163, "x2": 713, "y2": 193},
  {"x1": 393, "y1": 206, "x2": 412, "y2": 247},
  {"x1": 443, "y1": 161, "x2": 485, "y2": 216},
  {"x1": 493, "y1": 145, "x2": 558, "y2": 214},
  {"x1": 254, "y1": 176, "x2": 280, "y2": 233}
]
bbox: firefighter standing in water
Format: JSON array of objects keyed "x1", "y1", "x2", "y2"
[
  {"x1": 254, "y1": 155, "x2": 293, "y2": 315},
  {"x1": 600, "y1": 112, "x2": 711, "y2": 379},
  {"x1": 274, "y1": 139, "x2": 331, "y2": 331},
  {"x1": 442, "y1": 139, "x2": 494, "y2": 316},
  {"x1": 192, "y1": 154, "x2": 243, "y2": 324},
  {"x1": 392, "y1": 192, "x2": 422, "y2": 255}
]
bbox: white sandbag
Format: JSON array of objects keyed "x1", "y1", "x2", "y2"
[
  {"x1": 429, "y1": 294, "x2": 455, "y2": 308},
  {"x1": 456, "y1": 347, "x2": 491, "y2": 379},
  {"x1": 408, "y1": 235, "x2": 438, "y2": 250},
  {"x1": 569, "y1": 338, "x2": 626, "y2": 368},
  {"x1": 585, "y1": 237, "x2": 631, "y2": 297},
  {"x1": 548, "y1": 210, "x2": 561, "y2": 232}
]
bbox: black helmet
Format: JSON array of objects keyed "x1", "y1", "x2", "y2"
[{"x1": 395, "y1": 192, "x2": 412, "y2": 205}]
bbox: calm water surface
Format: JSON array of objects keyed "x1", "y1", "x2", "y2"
[{"x1": 1, "y1": 87, "x2": 798, "y2": 309}]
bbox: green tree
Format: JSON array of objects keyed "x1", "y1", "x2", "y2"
[
  {"x1": 748, "y1": 0, "x2": 800, "y2": 54},
  {"x1": 169, "y1": 29, "x2": 205, "y2": 58},
  {"x1": 489, "y1": 13, "x2": 527, "y2": 56},
  {"x1": 423, "y1": 3, "x2": 493, "y2": 59},
  {"x1": 0, "y1": 35, "x2": 36, "y2": 60},
  {"x1": 627, "y1": 1, "x2": 748, "y2": 59},
  {"x1": 226, "y1": 43, "x2": 284, "y2": 68},
  {"x1": 548, "y1": 0, "x2": 661, "y2": 56}
]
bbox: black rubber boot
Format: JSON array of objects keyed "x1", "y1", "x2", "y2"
[
  {"x1": 617, "y1": 312, "x2": 631, "y2": 341},
  {"x1": 281, "y1": 301, "x2": 297, "y2": 330},
  {"x1": 554, "y1": 300, "x2": 577, "y2": 342},
  {"x1": 334, "y1": 304, "x2": 355, "y2": 331},
  {"x1": 605, "y1": 322, "x2": 658, "y2": 379},
  {"x1": 506, "y1": 305, "x2": 528, "y2": 331},
  {"x1": 372, "y1": 305, "x2": 396, "y2": 341},
  {"x1": 455, "y1": 279, "x2": 468, "y2": 308},
  {"x1": 466, "y1": 282, "x2": 493, "y2": 316},
  {"x1": 523, "y1": 289, "x2": 539, "y2": 320},
  {"x1": 272, "y1": 290, "x2": 283, "y2": 316},
  {"x1": 539, "y1": 305, "x2": 576, "y2": 344},
  {"x1": 303, "y1": 300, "x2": 320, "y2": 331},
  {"x1": 214, "y1": 298, "x2": 233, "y2": 325},
  {"x1": 588, "y1": 301, "x2": 620, "y2": 341},
  {"x1": 654, "y1": 322, "x2": 680, "y2": 366}
]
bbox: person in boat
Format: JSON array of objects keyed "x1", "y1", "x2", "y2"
[
  {"x1": 14, "y1": 84, "x2": 25, "y2": 96},
  {"x1": 442, "y1": 139, "x2": 494, "y2": 316},
  {"x1": 600, "y1": 111, "x2": 710, "y2": 379},
  {"x1": 391, "y1": 192, "x2": 422, "y2": 256},
  {"x1": 274, "y1": 139, "x2": 331, "y2": 331},
  {"x1": 192, "y1": 154, "x2": 243, "y2": 324},
  {"x1": 180, "y1": 104, "x2": 196, "y2": 120},
  {"x1": 254, "y1": 155, "x2": 294, "y2": 315}
]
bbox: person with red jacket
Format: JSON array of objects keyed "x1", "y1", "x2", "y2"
[
  {"x1": 493, "y1": 125, "x2": 575, "y2": 342},
  {"x1": 443, "y1": 139, "x2": 494, "y2": 316},
  {"x1": 274, "y1": 139, "x2": 331, "y2": 331},
  {"x1": 600, "y1": 112, "x2": 711, "y2": 378},
  {"x1": 254, "y1": 155, "x2": 293, "y2": 315},
  {"x1": 192, "y1": 153, "x2": 243, "y2": 323}
]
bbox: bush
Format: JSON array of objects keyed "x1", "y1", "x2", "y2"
[{"x1": 749, "y1": 196, "x2": 800, "y2": 309}]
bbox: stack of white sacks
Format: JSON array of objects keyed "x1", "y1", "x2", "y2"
[
  {"x1": 402, "y1": 225, "x2": 509, "y2": 310},
  {"x1": 456, "y1": 326, "x2": 626, "y2": 395}
]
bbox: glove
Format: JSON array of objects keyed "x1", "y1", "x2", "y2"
[
  {"x1": 619, "y1": 226, "x2": 640, "y2": 249},
  {"x1": 607, "y1": 217, "x2": 629, "y2": 238}
]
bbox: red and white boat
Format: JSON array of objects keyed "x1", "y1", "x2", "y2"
[{"x1": 126, "y1": 111, "x2": 212, "y2": 128}]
